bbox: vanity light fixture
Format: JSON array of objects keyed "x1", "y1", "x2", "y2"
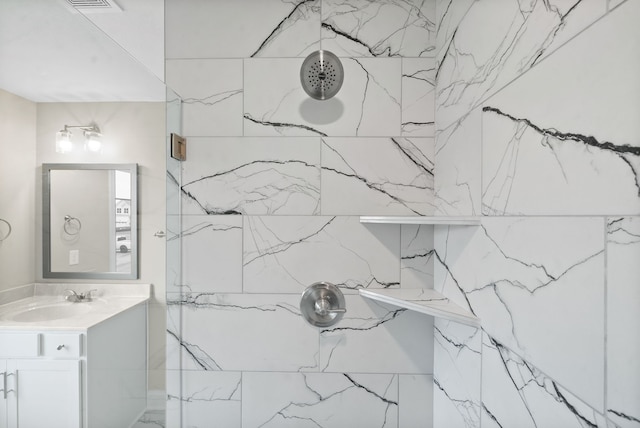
[
  {"x1": 84, "y1": 129, "x2": 103, "y2": 153},
  {"x1": 55, "y1": 129, "x2": 73, "y2": 153},
  {"x1": 55, "y1": 124, "x2": 103, "y2": 154}
]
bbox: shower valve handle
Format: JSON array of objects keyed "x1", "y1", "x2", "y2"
[
  {"x1": 300, "y1": 282, "x2": 347, "y2": 328},
  {"x1": 315, "y1": 297, "x2": 346, "y2": 316}
]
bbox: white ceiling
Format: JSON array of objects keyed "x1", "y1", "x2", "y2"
[
  {"x1": 0, "y1": 0, "x2": 165, "y2": 102},
  {"x1": 81, "y1": 0, "x2": 164, "y2": 82}
]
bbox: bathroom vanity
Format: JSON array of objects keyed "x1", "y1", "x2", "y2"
[{"x1": 0, "y1": 283, "x2": 149, "y2": 428}]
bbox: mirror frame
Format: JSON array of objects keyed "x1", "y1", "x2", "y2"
[{"x1": 43, "y1": 163, "x2": 138, "y2": 280}]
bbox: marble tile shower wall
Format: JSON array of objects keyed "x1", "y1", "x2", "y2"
[
  {"x1": 433, "y1": 1, "x2": 639, "y2": 428},
  {"x1": 165, "y1": 1, "x2": 437, "y2": 427}
]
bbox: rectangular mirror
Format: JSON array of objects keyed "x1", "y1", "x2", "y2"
[{"x1": 43, "y1": 163, "x2": 138, "y2": 280}]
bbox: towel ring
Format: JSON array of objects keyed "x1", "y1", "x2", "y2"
[
  {"x1": 64, "y1": 215, "x2": 82, "y2": 235},
  {"x1": 0, "y1": 218, "x2": 11, "y2": 241}
]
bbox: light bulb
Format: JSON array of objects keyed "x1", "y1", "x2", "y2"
[
  {"x1": 84, "y1": 131, "x2": 102, "y2": 153},
  {"x1": 55, "y1": 130, "x2": 73, "y2": 153}
]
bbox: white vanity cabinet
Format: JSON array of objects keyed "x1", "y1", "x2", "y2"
[
  {"x1": 0, "y1": 332, "x2": 82, "y2": 428},
  {"x1": 0, "y1": 300, "x2": 147, "y2": 428}
]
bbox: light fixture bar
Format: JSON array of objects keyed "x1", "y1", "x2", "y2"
[{"x1": 62, "y1": 124, "x2": 101, "y2": 134}]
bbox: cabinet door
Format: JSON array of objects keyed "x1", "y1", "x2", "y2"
[
  {"x1": 7, "y1": 359, "x2": 81, "y2": 428},
  {"x1": 0, "y1": 361, "x2": 7, "y2": 428}
]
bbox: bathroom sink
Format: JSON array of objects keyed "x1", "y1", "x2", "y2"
[
  {"x1": 0, "y1": 302, "x2": 95, "y2": 323},
  {"x1": 0, "y1": 284, "x2": 150, "y2": 329}
]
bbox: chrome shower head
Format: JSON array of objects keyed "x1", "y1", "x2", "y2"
[{"x1": 300, "y1": 50, "x2": 344, "y2": 100}]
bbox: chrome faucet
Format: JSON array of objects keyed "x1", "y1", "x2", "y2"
[{"x1": 64, "y1": 289, "x2": 97, "y2": 302}]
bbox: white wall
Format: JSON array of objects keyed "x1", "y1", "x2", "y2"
[
  {"x1": 165, "y1": 1, "x2": 437, "y2": 426},
  {"x1": 35, "y1": 101, "x2": 167, "y2": 390},
  {"x1": 432, "y1": 1, "x2": 640, "y2": 427},
  {"x1": 0, "y1": 89, "x2": 36, "y2": 291}
]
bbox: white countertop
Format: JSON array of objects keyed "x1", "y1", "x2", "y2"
[{"x1": 0, "y1": 283, "x2": 151, "y2": 331}]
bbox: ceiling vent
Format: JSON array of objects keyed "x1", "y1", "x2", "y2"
[{"x1": 64, "y1": 0, "x2": 122, "y2": 13}]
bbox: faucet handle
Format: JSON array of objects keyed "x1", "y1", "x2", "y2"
[
  {"x1": 80, "y1": 289, "x2": 98, "y2": 301},
  {"x1": 65, "y1": 288, "x2": 98, "y2": 302}
]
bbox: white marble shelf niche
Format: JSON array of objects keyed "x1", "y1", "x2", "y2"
[
  {"x1": 359, "y1": 288, "x2": 480, "y2": 328},
  {"x1": 360, "y1": 216, "x2": 481, "y2": 225}
]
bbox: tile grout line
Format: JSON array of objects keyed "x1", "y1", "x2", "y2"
[
  {"x1": 400, "y1": 57, "x2": 404, "y2": 137},
  {"x1": 319, "y1": 0, "x2": 323, "y2": 51},
  {"x1": 240, "y1": 371, "x2": 244, "y2": 428},
  {"x1": 479, "y1": 328, "x2": 485, "y2": 426},
  {"x1": 603, "y1": 215, "x2": 609, "y2": 422},
  {"x1": 242, "y1": 58, "x2": 245, "y2": 138},
  {"x1": 479, "y1": 104, "x2": 483, "y2": 217},
  {"x1": 397, "y1": 372, "x2": 401, "y2": 426}
]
